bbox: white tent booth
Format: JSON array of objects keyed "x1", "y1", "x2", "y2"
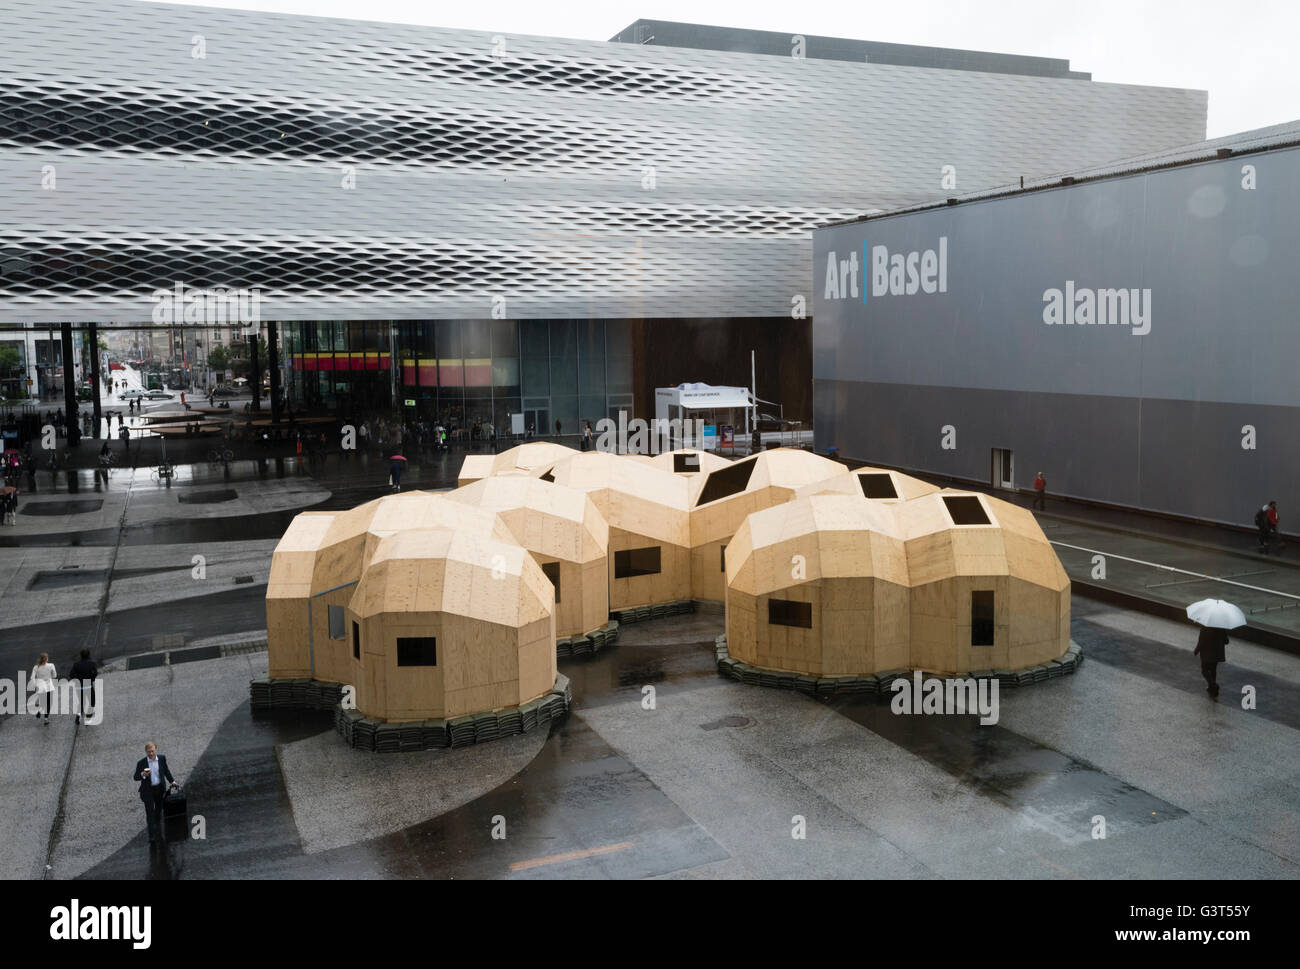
[{"x1": 654, "y1": 382, "x2": 756, "y2": 452}]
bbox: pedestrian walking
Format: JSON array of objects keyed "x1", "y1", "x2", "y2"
[
  {"x1": 389, "y1": 454, "x2": 406, "y2": 491},
  {"x1": 31, "y1": 653, "x2": 56, "y2": 724},
  {"x1": 554, "y1": 417, "x2": 562, "y2": 439},
  {"x1": 69, "y1": 648, "x2": 98, "y2": 724},
  {"x1": 582, "y1": 421, "x2": 592, "y2": 451},
  {"x1": 118, "y1": 423, "x2": 130, "y2": 455},
  {"x1": 133, "y1": 742, "x2": 178, "y2": 844},
  {"x1": 1255, "y1": 500, "x2": 1281, "y2": 554},
  {"x1": 1193, "y1": 625, "x2": 1228, "y2": 698},
  {"x1": 1032, "y1": 471, "x2": 1047, "y2": 510}
]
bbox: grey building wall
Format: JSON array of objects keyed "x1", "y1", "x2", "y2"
[
  {"x1": 0, "y1": 0, "x2": 1203, "y2": 324},
  {"x1": 813, "y1": 144, "x2": 1300, "y2": 527}
]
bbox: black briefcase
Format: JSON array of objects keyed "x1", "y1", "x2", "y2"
[
  {"x1": 163, "y1": 786, "x2": 187, "y2": 819},
  {"x1": 163, "y1": 786, "x2": 189, "y2": 841}
]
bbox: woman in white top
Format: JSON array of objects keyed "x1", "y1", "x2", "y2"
[{"x1": 31, "y1": 653, "x2": 56, "y2": 724}]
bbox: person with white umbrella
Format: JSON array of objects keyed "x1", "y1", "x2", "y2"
[{"x1": 1187, "y1": 598, "x2": 1245, "y2": 699}]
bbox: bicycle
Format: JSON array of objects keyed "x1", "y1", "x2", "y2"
[
  {"x1": 207, "y1": 446, "x2": 235, "y2": 465},
  {"x1": 151, "y1": 461, "x2": 175, "y2": 483}
]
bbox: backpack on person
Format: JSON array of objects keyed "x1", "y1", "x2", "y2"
[{"x1": 1255, "y1": 507, "x2": 1268, "y2": 530}]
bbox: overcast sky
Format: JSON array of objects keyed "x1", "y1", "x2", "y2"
[{"x1": 161, "y1": 0, "x2": 1294, "y2": 139}]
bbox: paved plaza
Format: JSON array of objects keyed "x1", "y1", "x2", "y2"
[{"x1": 2, "y1": 449, "x2": 1297, "y2": 880}]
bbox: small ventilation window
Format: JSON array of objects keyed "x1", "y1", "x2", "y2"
[
  {"x1": 539, "y1": 467, "x2": 555, "y2": 482},
  {"x1": 541, "y1": 561, "x2": 561, "y2": 603},
  {"x1": 614, "y1": 546, "x2": 661, "y2": 578},
  {"x1": 971, "y1": 591, "x2": 995, "y2": 646},
  {"x1": 858, "y1": 473, "x2": 898, "y2": 499},
  {"x1": 352, "y1": 621, "x2": 361, "y2": 660},
  {"x1": 696, "y1": 458, "x2": 755, "y2": 505},
  {"x1": 943, "y1": 495, "x2": 990, "y2": 525},
  {"x1": 328, "y1": 604, "x2": 345, "y2": 640},
  {"x1": 397, "y1": 637, "x2": 437, "y2": 667},
  {"x1": 673, "y1": 452, "x2": 700, "y2": 473},
  {"x1": 768, "y1": 598, "x2": 812, "y2": 629}
]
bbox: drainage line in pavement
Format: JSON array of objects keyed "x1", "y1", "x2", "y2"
[
  {"x1": 1052, "y1": 541, "x2": 1300, "y2": 600},
  {"x1": 42, "y1": 472, "x2": 136, "y2": 879}
]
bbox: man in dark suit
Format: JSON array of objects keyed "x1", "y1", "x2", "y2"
[{"x1": 133, "y1": 741, "x2": 177, "y2": 844}]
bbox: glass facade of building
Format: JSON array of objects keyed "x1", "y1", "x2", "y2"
[{"x1": 280, "y1": 319, "x2": 634, "y2": 438}]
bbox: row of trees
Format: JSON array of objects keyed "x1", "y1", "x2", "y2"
[{"x1": 0, "y1": 344, "x2": 25, "y2": 398}]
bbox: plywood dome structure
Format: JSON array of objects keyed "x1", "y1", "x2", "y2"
[
  {"x1": 346, "y1": 528, "x2": 556, "y2": 722},
  {"x1": 446, "y1": 476, "x2": 610, "y2": 638},
  {"x1": 794, "y1": 466, "x2": 941, "y2": 503},
  {"x1": 458, "y1": 442, "x2": 579, "y2": 487},
  {"x1": 267, "y1": 512, "x2": 337, "y2": 678},
  {"x1": 725, "y1": 495, "x2": 911, "y2": 676},
  {"x1": 533, "y1": 450, "x2": 692, "y2": 609},
  {"x1": 895, "y1": 490, "x2": 1069, "y2": 675},
  {"x1": 457, "y1": 454, "x2": 496, "y2": 488},
  {"x1": 302, "y1": 493, "x2": 515, "y2": 684},
  {"x1": 646, "y1": 448, "x2": 731, "y2": 476},
  {"x1": 690, "y1": 448, "x2": 847, "y2": 603}
]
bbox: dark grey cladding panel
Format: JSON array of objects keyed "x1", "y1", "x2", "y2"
[
  {"x1": 813, "y1": 144, "x2": 1300, "y2": 410},
  {"x1": 610, "y1": 19, "x2": 1090, "y2": 79},
  {"x1": 814, "y1": 378, "x2": 1300, "y2": 527}
]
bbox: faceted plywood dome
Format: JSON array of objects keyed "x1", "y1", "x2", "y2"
[
  {"x1": 533, "y1": 450, "x2": 691, "y2": 547},
  {"x1": 347, "y1": 528, "x2": 556, "y2": 722},
  {"x1": 533, "y1": 450, "x2": 692, "y2": 609},
  {"x1": 894, "y1": 490, "x2": 1069, "y2": 674},
  {"x1": 311, "y1": 491, "x2": 514, "y2": 594},
  {"x1": 491, "y1": 442, "x2": 580, "y2": 474},
  {"x1": 725, "y1": 495, "x2": 912, "y2": 676},
  {"x1": 351, "y1": 529, "x2": 553, "y2": 625},
  {"x1": 794, "y1": 466, "x2": 941, "y2": 502},
  {"x1": 646, "y1": 448, "x2": 731, "y2": 476},
  {"x1": 267, "y1": 511, "x2": 337, "y2": 678},
  {"x1": 457, "y1": 454, "x2": 496, "y2": 488},
  {"x1": 458, "y1": 442, "x2": 579, "y2": 487},
  {"x1": 689, "y1": 448, "x2": 848, "y2": 603},
  {"x1": 445, "y1": 476, "x2": 610, "y2": 637},
  {"x1": 724, "y1": 490, "x2": 1070, "y2": 677}
]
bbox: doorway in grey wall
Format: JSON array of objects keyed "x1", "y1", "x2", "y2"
[{"x1": 991, "y1": 448, "x2": 1015, "y2": 491}]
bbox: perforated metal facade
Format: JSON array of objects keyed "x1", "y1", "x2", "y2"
[{"x1": 0, "y1": 0, "x2": 1206, "y2": 324}]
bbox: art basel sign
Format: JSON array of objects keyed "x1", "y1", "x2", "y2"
[
  {"x1": 822, "y1": 237, "x2": 949, "y2": 301},
  {"x1": 823, "y1": 233, "x2": 1151, "y2": 335}
]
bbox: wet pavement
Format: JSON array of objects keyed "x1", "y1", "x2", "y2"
[
  {"x1": 15, "y1": 604, "x2": 1293, "y2": 880},
  {"x1": 4, "y1": 449, "x2": 1299, "y2": 880}
]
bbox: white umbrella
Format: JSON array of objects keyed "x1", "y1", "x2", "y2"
[
  {"x1": 1186, "y1": 598, "x2": 1246, "y2": 629},
  {"x1": 232, "y1": 377, "x2": 248, "y2": 385}
]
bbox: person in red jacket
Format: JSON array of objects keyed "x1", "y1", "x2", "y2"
[
  {"x1": 1032, "y1": 471, "x2": 1047, "y2": 511},
  {"x1": 1259, "y1": 500, "x2": 1281, "y2": 554}
]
